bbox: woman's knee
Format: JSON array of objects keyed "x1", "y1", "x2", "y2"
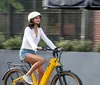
[{"x1": 40, "y1": 57, "x2": 45, "y2": 64}]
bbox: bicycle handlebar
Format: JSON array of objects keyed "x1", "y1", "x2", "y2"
[
  {"x1": 41, "y1": 47, "x2": 66, "y2": 58},
  {"x1": 41, "y1": 47, "x2": 66, "y2": 52},
  {"x1": 41, "y1": 47, "x2": 53, "y2": 51}
]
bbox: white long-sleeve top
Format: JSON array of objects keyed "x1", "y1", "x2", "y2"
[{"x1": 20, "y1": 27, "x2": 56, "y2": 51}]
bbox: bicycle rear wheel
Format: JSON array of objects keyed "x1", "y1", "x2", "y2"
[
  {"x1": 3, "y1": 68, "x2": 28, "y2": 85},
  {"x1": 50, "y1": 71, "x2": 83, "y2": 85}
]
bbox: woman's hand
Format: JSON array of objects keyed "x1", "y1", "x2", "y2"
[{"x1": 37, "y1": 47, "x2": 42, "y2": 50}]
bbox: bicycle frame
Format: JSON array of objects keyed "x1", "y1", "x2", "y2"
[{"x1": 12, "y1": 57, "x2": 60, "y2": 85}]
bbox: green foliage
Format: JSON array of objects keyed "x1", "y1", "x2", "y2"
[
  {"x1": 55, "y1": 39, "x2": 92, "y2": 52},
  {"x1": 0, "y1": 0, "x2": 7, "y2": 12},
  {"x1": 55, "y1": 40, "x2": 73, "y2": 51},
  {"x1": 0, "y1": 33, "x2": 93, "y2": 52},
  {"x1": 95, "y1": 43, "x2": 100, "y2": 52},
  {"x1": 3, "y1": 36, "x2": 22, "y2": 50},
  {"x1": 0, "y1": 32, "x2": 6, "y2": 49},
  {"x1": 9, "y1": 0, "x2": 25, "y2": 13},
  {"x1": 0, "y1": 0, "x2": 24, "y2": 12},
  {"x1": 72, "y1": 40, "x2": 92, "y2": 52}
]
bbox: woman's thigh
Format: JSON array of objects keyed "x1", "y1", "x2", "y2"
[{"x1": 24, "y1": 53, "x2": 45, "y2": 64}]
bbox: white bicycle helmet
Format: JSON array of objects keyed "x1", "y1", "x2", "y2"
[{"x1": 28, "y1": 11, "x2": 41, "y2": 22}]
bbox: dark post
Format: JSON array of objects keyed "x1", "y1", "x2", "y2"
[
  {"x1": 60, "y1": 9, "x2": 64, "y2": 37},
  {"x1": 8, "y1": 1, "x2": 12, "y2": 37}
]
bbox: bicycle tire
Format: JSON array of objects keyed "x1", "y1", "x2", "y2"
[
  {"x1": 3, "y1": 68, "x2": 27, "y2": 85},
  {"x1": 50, "y1": 71, "x2": 83, "y2": 85}
]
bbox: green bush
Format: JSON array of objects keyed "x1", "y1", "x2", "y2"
[
  {"x1": 0, "y1": 32, "x2": 6, "y2": 49},
  {"x1": 55, "y1": 40, "x2": 73, "y2": 51},
  {"x1": 55, "y1": 39, "x2": 92, "y2": 52},
  {"x1": 72, "y1": 40, "x2": 92, "y2": 52},
  {"x1": 0, "y1": 34, "x2": 92, "y2": 52},
  {"x1": 95, "y1": 43, "x2": 100, "y2": 52},
  {"x1": 3, "y1": 36, "x2": 22, "y2": 50}
]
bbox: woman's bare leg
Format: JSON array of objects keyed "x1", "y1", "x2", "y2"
[
  {"x1": 24, "y1": 54, "x2": 45, "y2": 76},
  {"x1": 36, "y1": 66, "x2": 44, "y2": 84}
]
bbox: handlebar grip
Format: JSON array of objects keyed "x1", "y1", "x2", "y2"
[{"x1": 54, "y1": 47, "x2": 65, "y2": 52}]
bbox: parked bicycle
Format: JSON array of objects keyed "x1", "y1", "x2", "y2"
[{"x1": 2, "y1": 47, "x2": 83, "y2": 85}]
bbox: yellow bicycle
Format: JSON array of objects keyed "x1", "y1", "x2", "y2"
[{"x1": 2, "y1": 47, "x2": 83, "y2": 85}]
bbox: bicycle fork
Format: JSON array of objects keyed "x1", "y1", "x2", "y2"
[{"x1": 56, "y1": 66, "x2": 68, "y2": 85}]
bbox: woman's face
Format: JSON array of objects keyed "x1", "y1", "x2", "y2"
[{"x1": 32, "y1": 16, "x2": 41, "y2": 25}]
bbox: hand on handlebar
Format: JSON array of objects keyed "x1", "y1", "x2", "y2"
[
  {"x1": 37, "y1": 47, "x2": 43, "y2": 50},
  {"x1": 54, "y1": 47, "x2": 64, "y2": 52}
]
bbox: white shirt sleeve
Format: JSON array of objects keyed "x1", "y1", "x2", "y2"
[
  {"x1": 25, "y1": 27, "x2": 37, "y2": 50},
  {"x1": 40, "y1": 28, "x2": 56, "y2": 50}
]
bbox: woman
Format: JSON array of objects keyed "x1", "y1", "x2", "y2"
[{"x1": 19, "y1": 11, "x2": 56, "y2": 84}]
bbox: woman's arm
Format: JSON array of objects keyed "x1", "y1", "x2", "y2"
[{"x1": 40, "y1": 28, "x2": 56, "y2": 50}]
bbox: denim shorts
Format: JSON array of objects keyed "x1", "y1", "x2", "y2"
[{"x1": 19, "y1": 49, "x2": 36, "y2": 61}]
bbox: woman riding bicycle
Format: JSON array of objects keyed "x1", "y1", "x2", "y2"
[{"x1": 19, "y1": 11, "x2": 56, "y2": 85}]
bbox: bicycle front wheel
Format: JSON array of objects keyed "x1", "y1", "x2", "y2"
[
  {"x1": 3, "y1": 68, "x2": 27, "y2": 85},
  {"x1": 51, "y1": 71, "x2": 83, "y2": 85}
]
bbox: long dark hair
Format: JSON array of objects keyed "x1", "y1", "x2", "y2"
[{"x1": 28, "y1": 24, "x2": 40, "y2": 29}]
